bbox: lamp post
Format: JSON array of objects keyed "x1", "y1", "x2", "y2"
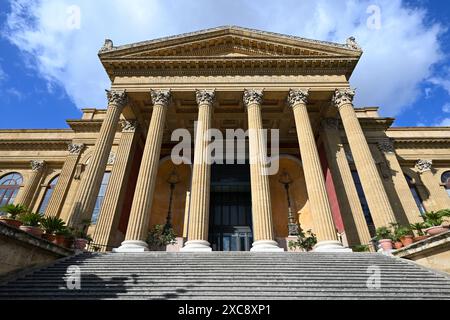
[
  {"x1": 279, "y1": 170, "x2": 299, "y2": 236},
  {"x1": 164, "y1": 169, "x2": 180, "y2": 231}
]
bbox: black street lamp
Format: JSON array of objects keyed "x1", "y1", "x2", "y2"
[
  {"x1": 164, "y1": 169, "x2": 180, "y2": 231},
  {"x1": 278, "y1": 170, "x2": 299, "y2": 236}
]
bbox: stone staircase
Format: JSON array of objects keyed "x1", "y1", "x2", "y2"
[{"x1": 1, "y1": 252, "x2": 450, "y2": 299}]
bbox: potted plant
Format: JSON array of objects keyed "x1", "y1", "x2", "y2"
[
  {"x1": 18, "y1": 212, "x2": 43, "y2": 237},
  {"x1": 395, "y1": 225, "x2": 414, "y2": 247},
  {"x1": 146, "y1": 224, "x2": 177, "y2": 251},
  {"x1": 410, "y1": 222, "x2": 429, "y2": 242},
  {"x1": 40, "y1": 216, "x2": 66, "y2": 242},
  {"x1": 423, "y1": 210, "x2": 450, "y2": 236},
  {"x1": 73, "y1": 219, "x2": 92, "y2": 250},
  {"x1": 0, "y1": 204, "x2": 27, "y2": 228},
  {"x1": 375, "y1": 226, "x2": 393, "y2": 251},
  {"x1": 288, "y1": 228, "x2": 318, "y2": 252},
  {"x1": 54, "y1": 226, "x2": 71, "y2": 247}
]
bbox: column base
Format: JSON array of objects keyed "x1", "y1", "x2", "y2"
[
  {"x1": 113, "y1": 240, "x2": 149, "y2": 253},
  {"x1": 250, "y1": 240, "x2": 284, "y2": 252},
  {"x1": 180, "y1": 240, "x2": 212, "y2": 252},
  {"x1": 312, "y1": 240, "x2": 353, "y2": 252}
]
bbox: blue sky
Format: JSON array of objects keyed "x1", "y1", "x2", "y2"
[{"x1": 0, "y1": 0, "x2": 449, "y2": 129}]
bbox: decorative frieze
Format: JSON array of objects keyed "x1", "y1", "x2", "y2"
[
  {"x1": 332, "y1": 88, "x2": 356, "y2": 107},
  {"x1": 195, "y1": 89, "x2": 216, "y2": 105},
  {"x1": 120, "y1": 120, "x2": 138, "y2": 133},
  {"x1": 106, "y1": 89, "x2": 128, "y2": 108},
  {"x1": 68, "y1": 143, "x2": 85, "y2": 155},
  {"x1": 243, "y1": 89, "x2": 264, "y2": 107},
  {"x1": 30, "y1": 160, "x2": 45, "y2": 172},
  {"x1": 150, "y1": 89, "x2": 171, "y2": 106},
  {"x1": 415, "y1": 159, "x2": 432, "y2": 173},
  {"x1": 287, "y1": 89, "x2": 309, "y2": 106}
]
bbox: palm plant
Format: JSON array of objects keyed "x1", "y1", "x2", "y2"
[
  {"x1": 410, "y1": 222, "x2": 426, "y2": 236},
  {"x1": 0, "y1": 204, "x2": 28, "y2": 220},
  {"x1": 40, "y1": 216, "x2": 66, "y2": 235},
  {"x1": 18, "y1": 212, "x2": 42, "y2": 227}
]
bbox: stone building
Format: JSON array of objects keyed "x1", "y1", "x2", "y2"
[{"x1": 1, "y1": 26, "x2": 449, "y2": 253}]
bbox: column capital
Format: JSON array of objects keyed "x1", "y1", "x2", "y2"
[
  {"x1": 243, "y1": 89, "x2": 264, "y2": 107},
  {"x1": 332, "y1": 88, "x2": 356, "y2": 108},
  {"x1": 120, "y1": 120, "x2": 138, "y2": 132},
  {"x1": 287, "y1": 89, "x2": 309, "y2": 107},
  {"x1": 30, "y1": 160, "x2": 46, "y2": 172},
  {"x1": 195, "y1": 89, "x2": 215, "y2": 105},
  {"x1": 68, "y1": 143, "x2": 85, "y2": 155},
  {"x1": 415, "y1": 159, "x2": 432, "y2": 173},
  {"x1": 106, "y1": 89, "x2": 128, "y2": 108},
  {"x1": 150, "y1": 89, "x2": 171, "y2": 106},
  {"x1": 378, "y1": 139, "x2": 395, "y2": 154}
]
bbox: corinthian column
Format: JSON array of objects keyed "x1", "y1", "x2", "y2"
[
  {"x1": 333, "y1": 88, "x2": 396, "y2": 228},
  {"x1": 93, "y1": 121, "x2": 138, "y2": 251},
  {"x1": 244, "y1": 89, "x2": 282, "y2": 252},
  {"x1": 15, "y1": 160, "x2": 46, "y2": 208},
  {"x1": 45, "y1": 143, "x2": 84, "y2": 217},
  {"x1": 116, "y1": 90, "x2": 171, "y2": 252},
  {"x1": 288, "y1": 90, "x2": 349, "y2": 252},
  {"x1": 181, "y1": 89, "x2": 215, "y2": 252},
  {"x1": 415, "y1": 160, "x2": 450, "y2": 211},
  {"x1": 67, "y1": 89, "x2": 127, "y2": 228}
]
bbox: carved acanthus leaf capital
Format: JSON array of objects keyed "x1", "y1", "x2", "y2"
[
  {"x1": 415, "y1": 159, "x2": 432, "y2": 173},
  {"x1": 378, "y1": 139, "x2": 395, "y2": 154},
  {"x1": 195, "y1": 89, "x2": 216, "y2": 105},
  {"x1": 332, "y1": 88, "x2": 356, "y2": 108},
  {"x1": 106, "y1": 89, "x2": 128, "y2": 108},
  {"x1": 287, "y1": 89, "x2": 309, "y2": 107},
  {"x1": 30, "y1": 160, "x2": 46, "y2": 172},
  {"x1": 120, "y1": 120, "x2": 138, "y2": 132},
  {"x1": 243, "y1": 89, "x2": 264, "y2": 107},
  {"x1": 150, "y1": 89, "x2": 171, "y2": 106},
  {"x1": 68, "y1": 143, "x2": 85, "y2": 155}
]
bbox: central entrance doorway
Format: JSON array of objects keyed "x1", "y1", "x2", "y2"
[{"x1": 209, "y1": 164, "x2": 253, "y2": 251}]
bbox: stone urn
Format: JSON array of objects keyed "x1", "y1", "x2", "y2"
[
  {"x1": 19, "y1": 225, "x2": 43, "y2": 237},
  {"x1": 0, "y1": 217, "x2": 22, "y2": 229},
  {"x1": 378, "y1": 239, "x2": 393, "y2": 251},
  {"x1": 424, "y1": 226, "x2": 449, "y2": 236},
  {"x1": 74, "y1": 238, "x2": 88, "y2": 250}
]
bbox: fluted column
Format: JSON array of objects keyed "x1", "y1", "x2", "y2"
[
  {"x1": 415, "y1": 160, "x2": 450, "y2": 211},
  {"x1": 333, "y1": 88, "x2": 396, "y2": 228},
  {"x1": 15, "y1": 160, "x2": 46, "y2": 209},
  {"x1": 67, "y1": 90, "x2": 127, "y2": 228},
  {"x1": 378, "y1": 140, "x2": 423, "y2": 224},
  {"x1": 181, "y1": 89, "x2": 215, "y2": 252},
  {"x1": 288, "y1": 90, "x2": 350, "y2": 252},
  {"x1": 244, "y1": 89, "x2": 282, "y2": 252},
  {"x1": 116, "y1": 90, "x2": 171, "y2": 252},
  {"x1": 45, "y1": 143, "x2": 84, "y2": 217},
  {"x1": 321, "y1": 118, "x2": 372, "y2": 247},
  {"x1": 93, "y1": 121, "x2": 138, "y2": 251}
]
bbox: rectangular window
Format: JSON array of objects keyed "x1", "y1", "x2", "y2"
[{"x1": 91, "y1": 172, "x2": 111, "y2": 224}]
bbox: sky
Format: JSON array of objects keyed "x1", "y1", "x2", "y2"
[{"x1": 0, "y1": 0, "x2": 449, "y2": 129}]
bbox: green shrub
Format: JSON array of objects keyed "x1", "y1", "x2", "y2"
[
  {"x1": 0, "y1": 204, "x2": 28, "y2": 219},
  {"x1": 288, "y1": 228, "x2": 318, "y2": 252},
  {"x1": 18, "y1": 212, "x2": 42, "y2": 227},
  {"x1": 147, "y1": 224, "x2": 177, "y2": 249},
  {"x1": 41, "y1": 216, "x2": 66, "y2": 235}
]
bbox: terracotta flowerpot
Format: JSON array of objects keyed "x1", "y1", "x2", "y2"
[
  {"x1": 64, "y1": 238, "x2": 74, "y2": 249},
  {"x1": 378, "y1": 239, "x2": 393, "y2": 251},
  {"x1": 425, "y1": 226, "x2": 450, "y2": 236},
  {"x1": 19, "y1": 225, "x2": 43, "y2": 237},
  {"x1": 400, "y1": 235, "x2": 414, "y2": 247},
  {"x1": 394, "y1": 241, "x2": 403, "y2": 249},
  {"x1": 42, "y1": 233, "x2": 56, "y2": 242},
  {"x1": 53, "y1": 235, "x2": 66, "y2": 246},
  {"x1": 74, "y1": 238, "x2": 88, "y2": 250},
  {"x1": 413, "y1": 235, "x2": 429, "y2": 242},
  {"x1": 0, "y1": 218, "x2": 23, "y2": 229}
]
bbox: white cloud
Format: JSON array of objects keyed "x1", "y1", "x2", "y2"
[
  {"x1": 443, "y1": 103, "x2": 450, "y2": 113},
  {"x1": 0, "y1": 65, "x2": 6, "y2": 82},
  {"x1": 3, "y1": 0, "x2": 445, "y2": 116},
  {"x1": 435, "y1": 118, "x2": 450, "y2": 126},
  {"x1": 428, "y1": 76, "x2": 450, "y2": 96}
]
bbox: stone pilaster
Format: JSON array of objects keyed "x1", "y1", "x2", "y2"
[
  {"x1": 333, "y1": 88, "x2": 396, "y2": 228},
  {"x1": 116, "y1": 90, "x2": 171, "y2": 252},
  {"x1": 44, "y1": 143, "x2": 84, "y2": 217},
  {"x1": 378, "y1": 140, "x2": 423, "y2": 224},
  {"x1": 92, "y1": 120, "x2": 138, "y2": 251},
  {"x1": 415, "y1": 159, "x2": 450, "y2": 211},
  {"x1": 321, "y1": 118, "x2": 372, "y2": 247},
  {"x1": 288, "y1": 90, "x2": 349, "y2": 252},
  {"x1": 67, "y1": 89, "x2": 127, "y2": 228},
  {"x1": 244, "y1": 89, "x2": 282, "y2": 252},
  {"x1": 181, "y1": 89, "x2": 215, "y2": 252},
  {"x1": 15, "y1": 160, "x2": 46, "y2": 208}
]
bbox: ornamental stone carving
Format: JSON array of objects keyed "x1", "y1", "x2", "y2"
[
  {"x1": 106, "y1": 89, "x2": 128, "y2": 108},
  {"x1": 120, "y1": 120, "x2": 138, "y2": 133},
  {"x1": 195, "y1": 89, "x2": 216, "y2": 105},
  {"x1": 378, "y1": 140, "x2": 395, "y2": 154},
  {"x1": 332, "y1": 88, "x2": 356, "y2": 107},
  {"x1": 30, "y1": 160, "x2": 45, "y2": 172},
  {"x1": 107, "y1": 152, "x2": 116, "y2": 165},
  {"x1": 99, "y1": 39, "x2": 114, "y2": 53},
  {"x1": 287, "y1": 89, "x2": 309, "y2": 106},
  {"x1": 243, "y1": 89, "x2": 264, "y2": 107},
  {"x1": 346, "y1": 36, "x2": 361, "y2": 50},
  {"x1": 68, "y1": 143, "x2": 85, "y2": 155},
  {"x1": 415, "y1": 159, "x2": 432, "y2": 173},
  {"x1": 150, "y1": 89, "x2": 171, "y2": 106}
]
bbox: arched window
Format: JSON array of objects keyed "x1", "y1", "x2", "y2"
[
  {"x1": 37, "y1": 175, "x2": 59, "y2": 215},
  {"x1": 91, "y1": 172, "x2": 111, "y2": 224},
  {"x1": 0, "y1": 173, "x2": 23, "y2": 208},
  {"x1": 441, "y1": 171, "x2": 450, "y2": 198},
  {"x1": 405, "y1": 174, "x2": 425, "y2": 215}
]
